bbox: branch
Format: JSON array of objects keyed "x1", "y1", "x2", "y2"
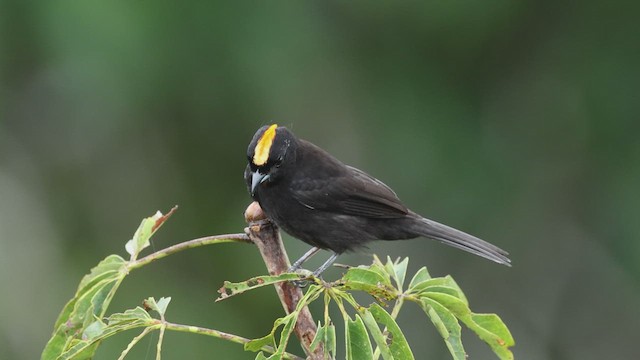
[
  {"x1": 128, "y1": 233, "x2": 252, "y2": 270},
  {"x1": 164, "y1": 322, "x2": 303, "y2": 360},
  {"x1": 244, "y1": 202, "x2": 324, "y2": 359}
]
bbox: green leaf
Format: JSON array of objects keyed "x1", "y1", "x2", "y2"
[
  {"x1": 273, "y1": 313, "x2": 298, "y2": 358},
  {"x1": 341, "y1": 268, "x2": 396, "y2": 301},
  {"x1": 326, "y1": 322, "x2": 336, "y2": 356},
  {"x1": 441, "y1": 276, "x2": 468, "y2": 305},
  {"x1": 409, "y1": 277, "x2": 465, "y2": 302},
  {"x1": 245, "y1": 333, "x2": 275, "y2": 352},
  {"x1": 42, "y1": 255, "x2": 127, "y2": 360},
  {"x1": 107, "y1": 307, "x2": 153, "y2": 324},
  {"x1": 359, "y1": 309, "x2": 393, "y2": 360},
  {"x1": 254, "y1": 352, "x2": 269, "y2": 360},
  {"x1": 246, "y1": 312, "x2": 299, "y2": 356},
  {"x1": 125, "y1": 206, "x2": 177, "y2": 260},
  {"x1": 143, "y1": 297, "x2": 171, "y2": 317},
  {"x1": 391, "y1": 257, "x2": 409, "y2": 291},
  {"x1": 310, "y1": 322, "x2": 336, "y2": 358},
  {"x1": 77, "y1": 255, "x2": 127, "y2": 292},
  {"x1": 459, "y1": 313, "x2": 514, "y2": 360},
  {"x1": 420, "y1": 285, "x2": 464, "y2": 300},
  {"x1": 309, "y1": 322, "x2": 326, "y2": 352},
  {"x1": 155, "y1": 297, "x2": 171, "y2": 317},
  {"x1": 52, "y1": 255, "x2": 126, "y2": 330},
  {"x1": 420, "y1": 290, "x2": 514, "y2": 359},
  {"x1": 381, "y1": 256, "x2": 409, "y2": 292},
  {"x1": 216, "y1": 273, "x2": 302, "y2": 301},
  {"x1": 407, "y1": 266, "x2": 431, "y2": 289},
  {"x1": 368, "y1": 303, "x2": 414, "y2": 360},
  {"x1": 54, "y1": 307, "x2": 157, "y2": 360},
  {"x1": 419, "y1": 298, "x2": 465, "y2": 360},
  {"x1": 82, "y1": 320, "x2": 107, "y2": 340},
  {"x1": 471, "y1": 313, "x2": 513, "y2": 346},
  {"x1": 370, "y1": 255, "x2": 393, "y2": 284},
  {"x1": 346, "y1": 314, "x2": 373, "y2": 360},
  {"x1": 423, "y1": 292, "x2": 470, "y2": 318}
]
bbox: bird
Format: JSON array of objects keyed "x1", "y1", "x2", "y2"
[{"x1": 245, "y1": 124, "x2": 510, "y2": 277}]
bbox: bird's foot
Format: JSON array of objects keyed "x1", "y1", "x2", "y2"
[{"x1": 288, "y1": 269, "x2": 315, "y2": 288}]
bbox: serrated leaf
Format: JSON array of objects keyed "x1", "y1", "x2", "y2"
[
  {"x1": 216, "y1": 273, "x2": 302, "y2": 301},
  {"x1": 346, "y1": 314, "x2": 373, "y2": 360},
  {"x1": 368, "y1": 303, "x2": 414, "y2": 360},
  {"x1": 408, "y1": 266, "x2": 431, "y2": 289},
  {"x1": 419, "y1": 298, "x2": 466, "y2": 360}
]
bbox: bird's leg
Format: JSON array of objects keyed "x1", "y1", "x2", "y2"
[
  {"x1": 312, "y1": 252, "x2": 339, "y2": 277},
  {"x1": 290, "y1": 249, "x2": 338, "y2": 288},
  {"x1": 288, "y1": 246, "x2": 321, "y2": 272}
]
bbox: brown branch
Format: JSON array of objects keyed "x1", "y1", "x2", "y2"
[{"x1": 244, "y1": 202, "x2": 323, "y2": 359}]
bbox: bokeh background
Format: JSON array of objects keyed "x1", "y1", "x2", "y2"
[{"x1": 2, "y1": 1, "x2": 639, "y2": 359}]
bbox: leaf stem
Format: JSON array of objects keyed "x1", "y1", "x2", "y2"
[
  {"x1": 118, "y1": 326, "x2": 159, "y2": 360},
  {"x1": 163, "y1": 322, "x2": 304, "y2": 360},
  {"x1": 128, "y1": 233, "x2": 251, "y2": 270},
  {"x1": 156, "y1": 324, "x2": 166, "y2": 360}
]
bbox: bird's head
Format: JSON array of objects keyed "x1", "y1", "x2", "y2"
[{"x1": 246, "y1": 124, "x2": 297, "y2": 196}]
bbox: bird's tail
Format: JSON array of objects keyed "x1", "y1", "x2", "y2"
[{"x1": 410, "y1": 214, "x2": 511, "y2": 266}]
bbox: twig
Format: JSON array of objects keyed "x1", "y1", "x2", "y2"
[
  {"x1": 128, "y1": 233, "x2": 252, "y2": 270},
  {"x1": 244, "y1": 202, "x2": 324, "y2": 359},
  {"x1": 164, "y1": 322, "x2": 303, "y2": 360}
]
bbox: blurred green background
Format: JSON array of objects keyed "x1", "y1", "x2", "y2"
[{"x1": 2, "y1": 1, "x2": 639, "y2": 359}]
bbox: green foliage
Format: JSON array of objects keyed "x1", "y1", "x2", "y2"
[
  {"x1": 218, "y1": 256, "x2": 514, "y2": 359},
  {"x1": 44, "y1": 211, "x2": 514, "y2": 359},
  {"x1": 42, "y1": 209, "x2": 175, "y2": 360}
]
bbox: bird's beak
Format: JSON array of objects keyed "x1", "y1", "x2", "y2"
[{"x1": 251, "y1": 171, "x2": 269, "y2": 196}]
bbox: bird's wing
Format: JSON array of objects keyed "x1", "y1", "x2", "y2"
[{"x1": 291, "y1": 165, "x2": 408, "y2": 219}]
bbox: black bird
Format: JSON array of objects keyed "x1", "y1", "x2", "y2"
[{"x1": 245, "y1": 124, "x2": 510, "y2": 276}]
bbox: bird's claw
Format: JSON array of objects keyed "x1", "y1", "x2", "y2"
[{"x1": 291, "y1": 279, "x2": 310, "y2": 288}]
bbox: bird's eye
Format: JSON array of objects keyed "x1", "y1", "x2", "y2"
[{"x1": 274, "y1": 158, "x2": 283, "y2": 168}]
